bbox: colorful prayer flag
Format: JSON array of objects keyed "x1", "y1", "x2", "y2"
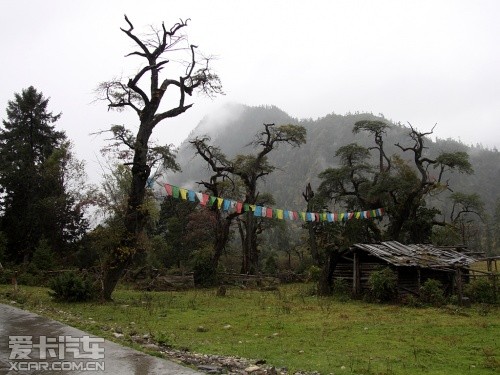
[
  {"x1": 172, "y1": 186, "x2": 180, "y2": 199},
  {"x1": 209, "y1": 196, "x2": 216, "y2": 206},
  {"x1": 216, "y1": 197, "x2": 223, "y2": 209},
  {"x1": 162, "y1": 182, "x2": 385, "y2": 223},
  {"x1": 179, "y1": 188, "x2": 188, "y2": 200},
  {"x1": 164, "y1": 184, "x2": 173, "y2": 196}
]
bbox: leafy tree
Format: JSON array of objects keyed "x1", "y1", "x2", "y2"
[
  {"x1": 449, "y1": 192, "x2": 484, "y2": 246},
  {"x1": 96, "y1": 16, "x2": 222, "y2": 300},
  {"x1": 304, "y1": 183, "x2": 376, "y2": 295},
  {"x1": 188, "y1": 138, "x2": 242, "y2": 280},
  {"x1": 233, "y1": 123, "x2": 306, "y2": 273},
  {"x1": 85, "y1": 161, "x2": 162, "y2": 274},
  {"x1": 0, "y1": 87, "x2": 88, "y2": 264},
  {"x1": 319, "y1": 122, "x2": 473, "y2": 245},
  {"x1": 264, "y1": 220, "x2": 297, "y2": 270},
  {"x1": 313, "y1": 122, "x2": 474, "y2": 294},
  {"x1": 389, "y1": 126, "x2": 473, "y2": 242},
  {"x1": 154, "y1": 197, "x2": 199, "y2": 269},
  {"x1": 191, "y1": 123, "x2": 306, "y2": 275}
]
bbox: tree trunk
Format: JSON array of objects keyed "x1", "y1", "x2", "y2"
[
  {"x1": 246, "y1": 213, "x2": 259, "y2": 274},
  {"x1": 308, "y1": 222, "x2": 320, "y2": 266},
  {"x1": 102, "y1": 125, "x2": 152, "y2": 300},
  {"x1": 238, "y1": 217, "x2": 248, "y2": 273},
  {"x1": 102, "y1": 259, "x2": 130, "y2": 301},
  {"x1": 210, "y1": 216, "x2": 232, "y2": 276},
  {"x1": 239, "y1": 211, "x2": 259, "y2": 274},
  {"x1": 317, "y1": 250, "x2": 339, "y2": 296}
]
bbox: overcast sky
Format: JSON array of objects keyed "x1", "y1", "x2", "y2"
[{"x1": 1, "y1": 0, "x2": 499, "y2": 183}]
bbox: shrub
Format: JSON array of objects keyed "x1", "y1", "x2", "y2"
[
  {"x1": 465, "y1": 278, "x2": 497, "y2": 304},
  {"x1": 49, "y1": 272, "x2": 96, "y2": 302},
  {"x1": 191, "y1": 248, "x2": 218, "y2": 287},
  {"x1": 419, "y1": 279, "x2": 445, "y2": 306},
  {"x1": 0, "y1": 268, "x2": 14, "y2": 285},
  {"x1": 332, "y1": 278, "x2": 351, "y2": 301},
  {"x1": 31, "y1": 238, "x2": 55, "y2": 271},
  {"x1": 17, "y1": 272, "x2": 45, "y2": 287},
  {"x1": 263, "y1": 255, "x2": 278, "y2": 275},
  {"x1": 1, "y1": 266, "x2": 48, "y2": 287},
  {"x1": 277, "y1": 269, "x2": 301, "y2": 283},
  {"x1": 307, "y1": 265, "x2": 322, "y2": 282},
  {"x1": 402, "y1": 294, "x2": 422, "y2": 307},
  {"x1": 367, "y1": 267, "x2": 398, "y2": 302}
]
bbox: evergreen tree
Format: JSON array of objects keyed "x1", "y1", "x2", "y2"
[{"x1": 0, "y1": 86, "x2": 88, "y2": 264}]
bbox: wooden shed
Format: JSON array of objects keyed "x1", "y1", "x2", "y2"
[{"x1": 334, "y1": 241, "x2": 477, "y2": 297}]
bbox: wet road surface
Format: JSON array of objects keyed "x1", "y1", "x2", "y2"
[{"x1": 0, "y1": 303, "x2": 202, "y2": 374}]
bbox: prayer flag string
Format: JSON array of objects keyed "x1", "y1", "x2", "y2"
[{"x1": 163, "y1": 183, "x2": 384, "y2": 222}]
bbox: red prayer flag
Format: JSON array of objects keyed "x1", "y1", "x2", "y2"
[{"x1": 164, "y1": 184, "x2": 173, "y2": 196}]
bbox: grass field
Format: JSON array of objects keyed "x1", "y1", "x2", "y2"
[{"x1": 1, "y1": 283, "x2": 498, "y2": 374}]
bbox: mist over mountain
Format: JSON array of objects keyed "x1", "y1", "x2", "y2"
[{"x1": 164, "y1": 103, "x2": 500, "y2": 215}]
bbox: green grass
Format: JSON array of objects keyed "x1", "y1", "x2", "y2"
[{"x1": 1, "y1": 283, "x2": 499, "y2": 374}]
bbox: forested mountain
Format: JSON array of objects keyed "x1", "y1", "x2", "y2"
[{"x1": 164, "y1": 103, "x2": 500, "y2": 218}]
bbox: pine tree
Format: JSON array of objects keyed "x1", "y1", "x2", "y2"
[{"x1": 0, "y1": 86, "x2": 87, "y2": 263}]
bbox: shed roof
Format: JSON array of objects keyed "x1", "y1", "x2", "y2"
[{"x1": 352, "y1": 241, "x2": 476, "y2": 269}]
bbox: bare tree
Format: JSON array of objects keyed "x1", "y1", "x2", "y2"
[{"x1": 96, "y1": 15, "x2": 222, "y2": 300}]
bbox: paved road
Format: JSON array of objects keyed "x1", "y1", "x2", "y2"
[{"x1": 0, "y1": 303, "x2": 203, "y2": 374}]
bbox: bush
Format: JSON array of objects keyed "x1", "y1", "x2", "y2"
[
  {"x1": 0, "y1": 266, "x2": 48, "y2": 287},
  {"x1": 263, "y1": 255, "x2": 278, "y2": 275},
  {"x1": 31, "y1": 238, "x2": 55, "y2": 271},
  {"x1": 49, "y1": 272, "x2": 96, "y2": 302},
  {"x1": 307, "y1": 265, "x2": 322, "y2": 282},
  {"x1": 419, "y1": 279, "x2": 445, "y2": 306},
  {"x1": 332, "y1": 278, "x2": 351, "y2": 301},
  {"x1": 465, "y1": 278, "x2": 497, "y2": 304},
  {"x1": 191, "y1": 248, "x2": 218, "y2": 287},
  {"x1": 401, "y1": 294, "x2": 422, "y2": 307},
  {"x1": 367, "y1": 267, "x2": 398, "y2": 302},
  {"x1": 277, "y1": 269, "x2": 301, "y2": 283},
  {"x1": 0, "y1": 268, "x2": 14, "y2": 285}
]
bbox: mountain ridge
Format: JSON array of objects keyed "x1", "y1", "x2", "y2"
[{"x1": 164, "y1": 103, "x2": 500, "y2": 214}]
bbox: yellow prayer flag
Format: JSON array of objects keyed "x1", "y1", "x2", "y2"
[{"x1": 179, "y1": 188, "x2": 188, "y2": 200}]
